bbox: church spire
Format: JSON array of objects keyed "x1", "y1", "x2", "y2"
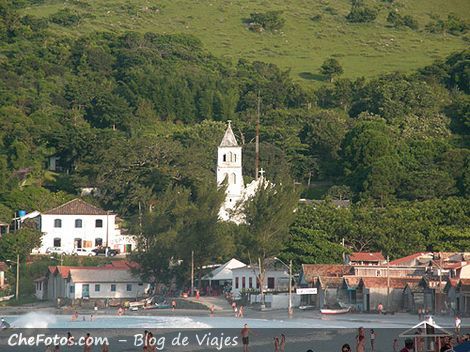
[{"x1": 219, "y1": 120, "x2": 238, "y2": 147}]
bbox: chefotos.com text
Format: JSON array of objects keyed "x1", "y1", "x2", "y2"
[{"x1": 8, "y1": 333, "x2": 109, "y2": 347}]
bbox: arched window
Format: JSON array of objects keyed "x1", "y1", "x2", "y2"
[
  {"x1": 54, "y1": 219, "x2": 62, "y2": 228},
  {"x1": 75, "y1": 219, "x2": 82, "y2": 228},
  {"x1": 223, "y1": 154, "x2": 227, "y2": 162},
  {"x1": 231, "y1": 173, "x2": 236, "y2": 184},
  {"x1": 53, "y1": 238, "x2": 61, "y2": 247},
  {"x1": 233, "y1": 153, "x2": 237, "y2": 162}
]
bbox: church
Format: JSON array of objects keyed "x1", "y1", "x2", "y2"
[{"x1": 217, "y1": 121, "x2": 265, "y2": 223}]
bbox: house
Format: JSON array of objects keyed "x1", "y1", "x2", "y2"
[
  {"x1": 357, "y1": 277, "x2": 421, "y2": 312},
  {"x1": 456, "y1": 279, "x2": 470, "y2": 316},
  {"x1": 26, "y1": 198, "x2": 135, "y2": 254},
  {"x1": 347, "y1": 252, "x2": 386, "y2": 266},
  {"x1": 231, "y1": 264, "x2": 290, "y2": 299},
  {"x1": 37, "y1": 261, "x2": 147, "y2": 301},
  {"x1": 299, "y1": 264, "x2": 352, "y2": 308},
  {"x1": 338, "y1": 277, "x2": 362, "y2": 309},
  {"x1": 201, "y1": 258, "x2": 245, "y2": 294},
  {"x1": 352, "y1": 265, "x2": 426, "y2": 278},
  {"x1": 403, "y1": 280, "x2": 426, "y2": 313}
]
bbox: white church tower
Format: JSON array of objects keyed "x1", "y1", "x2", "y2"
[{"x1": 217, "y1": 121, "x2": 244, "y2": 221}]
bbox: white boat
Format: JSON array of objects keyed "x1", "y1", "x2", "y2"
[{"x1": 320, "y1": 307, "x2": 350, "y2": 315}]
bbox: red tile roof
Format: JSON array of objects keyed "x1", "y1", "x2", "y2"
[
  {"x1": 350, "y1": 252, "x2": 385, "y2": 262},
  {"x1": 389, "y1": 252, "x2": 431, "y2": 266},
  {"x1": 360, "y1": 277, "x2": 421, "y2": 289},
  {"x1": 318, "y1": 277, "x2": 344, "y2": 288},
  {"x1": 302, "y1": 264, "x2": 352, "y2": 283},
  {"x1": 43, "y1": 198, "x2": 109, "y2": 215},
  {"x1": 343, "y1": 276, "x2": 361, "y2": 288}
]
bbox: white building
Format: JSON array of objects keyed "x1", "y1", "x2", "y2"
[
  {"x1": 217, "y1": 122, "x2": 267, "y2": 223},
  {"x1": 36, "y1": 261, "x2": 147, "y2": 300},
  {"x1": 32, "y1": 198, "x2": 134, "y2": 254},
  {"x1": 231, "y1": 265, "x2": 290, "y2": 298}
]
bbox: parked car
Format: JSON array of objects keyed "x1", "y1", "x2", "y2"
[
  {"x1": 46, "y1": 247, "x2": 69, "y2": 255},
  {"x1": 71, "y1": 248, "x2": 94, "y2": 256},
  {"x1": 91, "y1": 246, "x2": 119, "y2": 257}
]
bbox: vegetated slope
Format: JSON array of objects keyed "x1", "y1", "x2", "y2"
[{"x1": 23, "y1": 0, "x2": 469, "y2": 86}]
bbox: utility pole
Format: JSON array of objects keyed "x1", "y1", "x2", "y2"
[
  {"x1": 16, "y1": 254, "x2": 20, "y2": 300},
  {"x1": 386, "y1": 255, "x2": 390, "y2": 311},
  {"x1": 288, "y1": 259, "x2": 293, "y2": 316},
  {"x1": 191, "y1": 250, "x2": 194, "y2": 297},
  {"x1": 255, "y1": 92, "x2": 260, "y2": 180}
]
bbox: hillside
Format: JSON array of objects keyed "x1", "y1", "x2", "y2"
[{"x1": 22, "y1": 0, "x2": 469, "y2": 86}]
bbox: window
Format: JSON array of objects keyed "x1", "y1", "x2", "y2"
[
  {"x1": 228, "y1": 152, "x2": 233, "y2": 162},
  {"x1": 233, "y1": 154, "x2": 237, "y2": 162},
  {"x1": 256, "y1": 278, "x2": 260, "y2": 289},
  {"x1": 249, "y1": 277, "x2": 253, "y2": 289},
  {"x1": 53, "y1": 238, "x2": 61, "y2": 247},
  {"x1": 126, "y1": 284, "x2": 132, "y2": 291},
  {"x1": 54, "y1": 219, "x2": 62, "y2": 228},
  {"x1": 242, "y1": 276, "x2": 246, "y2": 289},
  {"x1": 376, "y1": 270, "x2": 381, "y2": 277},
  {"x1": 231, "y1": 173, "x2": 236, "y2": 184},
  {"x1": 95, "y1": 238, "x2": 103, "y2": 247},
  {"x1": 95, "y1": 284, "x2": 100, "y2": 292},
  {"x1": 75, "y1": 219, "x2": 82, "y2": 228},
  {"x1": 95, "y1": 219, "x2": 103, "y2": 228},
  {"x1": 235, "y1": 277, "x2": 239, "y2": 289},
  {"x1": 267, "y1": 277, "x2": 275, "y2": 289},
  {"x1": 111, "y1": 284, "x2": 116, "y2": 292},
  {"x1": 69, "y1": 286, "x2": 75, "y2": 294},
  {"x1": 223, "y1": 154, "x2": 227, "y2": 162}
]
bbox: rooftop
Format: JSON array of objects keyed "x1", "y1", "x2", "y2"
[
  {"x1": 302, "y1": 264, "x2": 352, "y2": 283},
  {"x1": 349, "y1": 252, "x2": 385, "y2": 263},
  {"x1": 43, "y1": 198, "x2": 110, "y2": 216},
  {"x1": 219, "y1": 121, "x2": 238, "y2": 147},
  {"x1": 389, "y1": 252, "x2": 432, "y2": 266},
  {"x1": 360, "y1": 277, "x2": 421, "y2": 289}
]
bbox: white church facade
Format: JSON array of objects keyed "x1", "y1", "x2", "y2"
[{"x1": 217, "y1": 121, "x2": 266, "y2": 223}]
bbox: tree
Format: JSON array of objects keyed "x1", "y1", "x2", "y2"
[
  {"x1": 320, "y1": 58, "x2": 344, "y2": 82},
  {"x1": 237, "y1": 178, "x2": 298, "y2": 304},
  {"x1": 0, "y1": 228, "x2": 42, "y2": 262},
  {"x1": 177, "y1": 182, "x2": 233, "y2": 289},
  {"x1": 130, "y1": 185, "x2": 190, "y2": 287},
  {"x1": 346, "y1": 5, "x2": 378, "y2": 23},
  {"x1": 281, "y1": 227, "x2": 346, "y2": 269},
  {"x1": 247, "y1": 11, "x2": 285, "y2": 32}
]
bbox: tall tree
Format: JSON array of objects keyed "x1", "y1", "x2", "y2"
[{"x1": 237, "y1": 178, "x2": 298, "y2": 304}]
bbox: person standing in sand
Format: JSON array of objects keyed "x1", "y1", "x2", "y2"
[
  {"x1": 241, "y1": 324, "x2": 252, "y2": 352},
  {"x1": 356, "y1": 327, "x2": 365, "y2": 352}
]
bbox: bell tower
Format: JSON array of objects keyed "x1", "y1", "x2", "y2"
[{"x1": 217, "y1": 121, "x2": 244, "y2": 220}]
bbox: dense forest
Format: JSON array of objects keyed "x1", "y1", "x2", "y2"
[{"x1": 0, "y1": 1, "x2": 469, "y2": 267}]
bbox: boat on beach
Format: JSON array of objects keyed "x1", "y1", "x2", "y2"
[{"x1": 320, "y1": 307, "x2": 351, "y2": 315}]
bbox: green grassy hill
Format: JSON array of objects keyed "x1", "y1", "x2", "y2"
[{"x1": 23, "y1": 0, "x2": 469, "y2": 85}]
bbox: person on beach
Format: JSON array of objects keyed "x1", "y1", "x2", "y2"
[
  {"x1": 280, "y1": 334, "x2": 285, "y2": 352},
  {"x1": 71, "y1": 311, "x2": 79, "y2": 321},
  {"x1": 67, "y1": 332, "x2": 74, "y2": 346},
  {"x1": 172, "y1": 300, "x2": 177, "y2": 311},
  {"x1": 241, "y1": 324, "x2": 251, "y2": 352},
  {"x1": 143, "y1": 330, "x2": 149, "y2": 351},
  {"x1": 238, "y1": 305, "x2": 244, "y2": 318},
  {"x1": 83, "y1": 333, "x2": 92, "y2": 352},
  {"x1": 377, "y1": 303, "x2": 383, "y2": 314},
  {"x1": 370, "y1": 329, "x2": 376, "y2": 352},
  {"x1": 342, "y1": 344, "x2": 351, "y2": 352},
  {"x1": 400, "y1": 339, "x2": 414, "y2": 352},
  {"x1": 393, "y1": 338, "x2": 399, "y2": 352},
  {"x1": 101, "y1": 342, "x2": 109, "y2": 352},
  {"x1": 356, "y1": 327, "x2": 365, "y2": 352},
  {"x1": 274, "y1": 337, "x2": 280, "y2": 352},
  {"x1": 210, "y1": 304, "x2": 215, "y2": 316},
  {"x1": 455, "y1": 315, "x2": 461, "y2": 335}
]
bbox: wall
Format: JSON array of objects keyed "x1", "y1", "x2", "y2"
[
  {"x1": 231, "y1": 268, "x2": 289, "y2": 298},
  {"x1": 249, "y1": 293, "x2": 301, "y2": 309},
  {"x1": 40, "y1": 214, "x2": 118, "y2": 253},
  {"x1": 354, "y1": 267, "x2": 426, "y2": 277},
  {"x1": 70, "y1": 281, "x2": 145, "y2": 299},
  {"x1": 363, "y1": 288, "x2": 404, "y2": 312}
]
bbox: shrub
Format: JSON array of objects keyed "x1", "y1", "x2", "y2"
[
  {"x1": 387, "y1": 11, "x2": 418, "y2": 30},
  {"x1": 49, "y1": 8, "x2": 81, "y2": 26},
  {"x1": 247, "y1": 11, "x2": 285, "y2": 32},
  {"x1": 310, "y1": 14, "x2": 322, "y2": 22},
  {"x1": 346, "y1": 5, "x2": 378, "y2": 23},
  {"x1": 426, "y1": 14, "x2": 468, "y2": 35}
]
